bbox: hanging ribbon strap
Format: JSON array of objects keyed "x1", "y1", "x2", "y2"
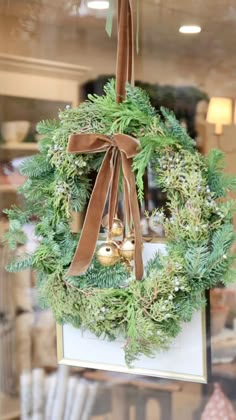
[
  {"x1": 116, "y1": 0, "x2": 134, "y2": 102},
  {"x1": 67, "y1": 133, "x2": 143, "y2": 280}
]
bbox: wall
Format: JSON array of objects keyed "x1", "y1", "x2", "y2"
[
  {"x1": 0, "y1": 13, "x2": 236, "y2": 173},
  {"x1": 1, "y1": 14, "x2": 236, "y2": 96}
]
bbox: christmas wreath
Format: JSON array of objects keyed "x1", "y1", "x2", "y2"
[{"x1": 4, "y1": 81, "x2": 236, "y2": 364}]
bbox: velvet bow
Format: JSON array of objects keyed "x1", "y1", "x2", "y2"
[{"x1": 67, "y1": 133, "x2": 143, "y2": 280}]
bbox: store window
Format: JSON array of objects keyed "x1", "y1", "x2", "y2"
[{"x1": 1, "y1": 1, "x2": 236, "y2": 419}]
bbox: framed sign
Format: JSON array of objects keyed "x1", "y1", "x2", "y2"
[{"x1": 57, "y1": 242, "x2": 211, "y2": 383}]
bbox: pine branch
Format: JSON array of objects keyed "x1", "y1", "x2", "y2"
[
  {"x1": 207, "y1": 149, "x2": 225, "y2": 172},
  {"x1": 69, "y1": 177, "x2": 90, "y2": 212},
  {"x1": 36, "y1": 119, "x2": 60, "y2": 135},
  {"x1": 133, "y1": 132, "x2": 176, "y2": 200},
  {"x1": 20, "y1": 154, "x2": 52, "y2": 178},
  {"x1": 205, "y1": 149, "x2": 236, "y2": 197},
  {"x1": 160, "y1": 107, "x2": 195, "y2": 150},
  {"x1": 67, "y1": 257, "x2": 130, "y2": 289},
  {"x1": 221, "y1": 174, "x2": 236, "y2": 192},
  {"x1": 217, "y1": 199, "x2": 236, "y2": 220},
  {"x1": 6, "y1": 254, "x2": 33, "y2": 272},
  {"x1": 211, "y1": 223, "x2": 235, "y2": 253},
  {"x1": 126, "y1": 84, "x2": 156, "y2": 117},
  {"x1": 185, "y1": 245, "x2": 210, "y2": 279},
  {"x1": 3, "y1": 206, "x2": 30, "y2": 225},
  {"x1": 145, "y1": 253, "x2": 163, "y2": 276}
]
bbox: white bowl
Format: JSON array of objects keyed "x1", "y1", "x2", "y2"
[{"x1": 1, "y1": 121, "x2": 30, "y2": 143}]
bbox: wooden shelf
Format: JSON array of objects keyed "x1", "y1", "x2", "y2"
[
  {"x1": 0, "y1": 142, "x2": 38, "y2": 152},
  {"x1": 0, "y1": 142, "x2": 38, "y2": 161},
  {"x1": 0, "y1": 184, "x2": 20, "y2": 193},
  {"x1": 0, "y1": 392, "x2": 20, "y2": 420}
]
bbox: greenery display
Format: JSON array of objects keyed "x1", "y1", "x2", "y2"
[{"x1": 4, "y1": 80, "x2": 236, "y2": 365}]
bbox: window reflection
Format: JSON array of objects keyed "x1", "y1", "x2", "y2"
[{"x1": 0, "y1": 1, "x2": 236, "y2": 419}]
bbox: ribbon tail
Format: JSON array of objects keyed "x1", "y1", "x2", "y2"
[
  {"x1": 108, "y1": 152, "x2": 121, "y2": 230},
  {"x1": 67, "y1": 149, "x2": 113, "y2": 276},
  {"x1": 123, "y1": 177, "x2": 131, "y2": 235},
  {"x1": 121, "y1": 154, "x2": 143, "y2": 280}
]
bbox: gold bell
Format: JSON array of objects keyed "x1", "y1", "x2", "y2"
[
  {"x1": 111, "y1": 218, "x2": 124, "y2": 237},
  {"x1": 119, "y1": 235, "x2": 135, "y2": 261},
  {"x1": 96, "y1": 241, "x2": 120, "y2": 266}
]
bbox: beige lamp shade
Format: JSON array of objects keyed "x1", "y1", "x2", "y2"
[
  {"x1": 207, "y1": 97, "x2": 232, "y2": 135},
  {"x1": 234, "y1": 99, "x2": 236, "y2": 125}
]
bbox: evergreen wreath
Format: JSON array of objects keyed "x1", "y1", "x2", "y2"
[{"x1": 4, "y1": 81, "x2": 236, "y2": 365}]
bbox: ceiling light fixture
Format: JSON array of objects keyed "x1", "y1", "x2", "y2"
[
  {"x1": 87, "y1": 0, "x2": 109, "y2": 9},
  {"x1": 179, "y1": 25, "x2": 201, "y2": 34}
]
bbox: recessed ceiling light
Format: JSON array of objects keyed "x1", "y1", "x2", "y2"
[
  {"x1": 179, "y1": 25, "x2": 201, "y2": 34},
  {"x1": 87, "y1": 0, "x2": 109, "y2": 9}
]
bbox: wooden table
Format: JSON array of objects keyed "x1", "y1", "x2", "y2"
[
  {"x1": 212, "y1": 361, "x2": 236, "y2": 379},
  {"x1": 83, "y1": 370, "x2": 182, "y2": 420}
]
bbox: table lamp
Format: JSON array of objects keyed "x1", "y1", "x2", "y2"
[{"x1": 207, "y1": 97, "x2": 232, "y2": 136}]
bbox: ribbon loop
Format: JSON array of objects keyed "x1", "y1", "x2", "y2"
[
  {"x1": 113, "y1": 133, "x2": 140, "y2": 158},
  {"x1": 68, "y1": 133, "x2": 112, "y2": 154},
  {"x1": 67, "y1": 132, "x2": 143, "y2": 280}
]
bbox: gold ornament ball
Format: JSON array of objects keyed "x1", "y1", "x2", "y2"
[
  {"x1": 96, "y1": 241, "x2": 120, "y2": 266},
  {"x1": 111, "y1": 218, "x2": 124, "y2": 237},
  {"x1": 119, "y1": 235, "x2": 135, "y2": 261}
]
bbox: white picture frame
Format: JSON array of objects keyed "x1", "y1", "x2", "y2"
[{"x1": 57, "y1": 242, "x2": 210, "y2": 383}]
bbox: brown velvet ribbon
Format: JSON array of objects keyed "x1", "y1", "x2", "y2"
[
  {"x1": 116, "y1": 0, "x2": 134, "y2": 101},
  {"x1": 66, "y1": 0, "x2": 143, "y2": 280},
  {"x1": 67, "y1": 133, "x2": 143, "y2": 280}
]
